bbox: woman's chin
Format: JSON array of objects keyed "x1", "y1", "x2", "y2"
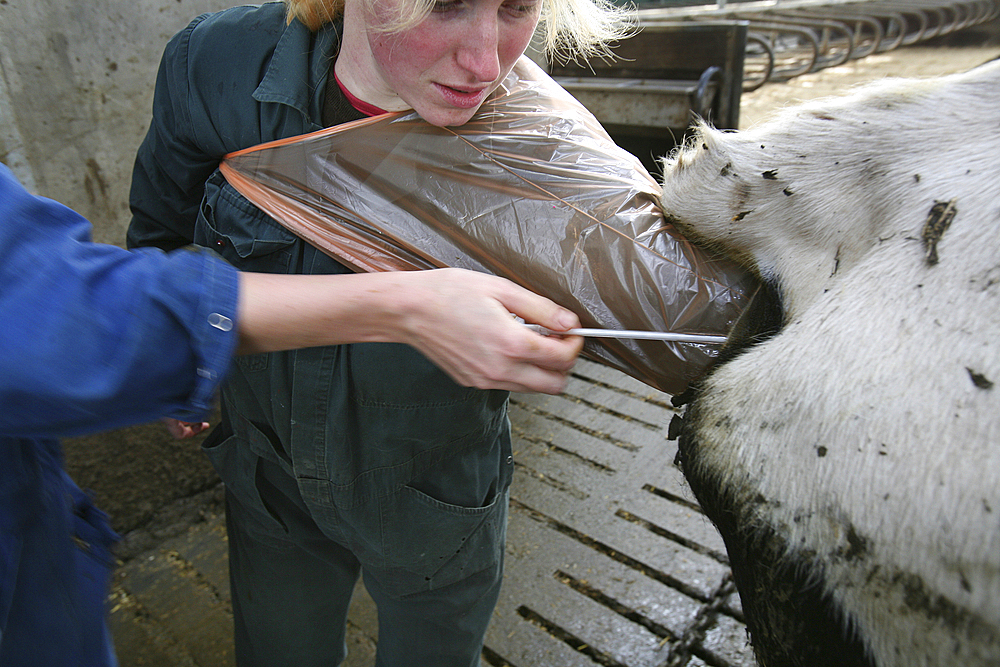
[{"x1": 417, "y1": 106, "x2": 481, "y2": 128}]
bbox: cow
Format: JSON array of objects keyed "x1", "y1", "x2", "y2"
[{"x1": 658, "y1": 58, "x2": 1000, "y2": 667}]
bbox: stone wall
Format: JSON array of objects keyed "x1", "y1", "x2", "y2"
[{"x1": 0, "y1": 0, "x2": 239, "y2": 245}]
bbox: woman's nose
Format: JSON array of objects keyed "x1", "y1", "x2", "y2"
[{"x1": 455, "y1": 14, "x2": 501, "y2": 82}]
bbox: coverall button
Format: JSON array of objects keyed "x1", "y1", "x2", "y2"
[{"x1": 208, "y1": 312, "x2": 234, "y2": 331}]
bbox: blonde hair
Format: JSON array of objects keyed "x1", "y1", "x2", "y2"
[{"x1": 284, "y1": 0, "x2": 635, "y2": 63}]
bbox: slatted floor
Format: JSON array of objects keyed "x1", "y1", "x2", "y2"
[
  {"x1": 489, "y1": 360, "x2": 750, "y2": 667},
  {"x1": 109, "y1": 358, "x2": 754, "y2": 667}
]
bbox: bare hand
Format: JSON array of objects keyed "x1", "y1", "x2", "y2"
[
  {"x1": 161, "y1": 417, "x2": 211, "y2": 440},
  {"x1": 399, "y1": 269, "x2": 584, "y2": 394}
]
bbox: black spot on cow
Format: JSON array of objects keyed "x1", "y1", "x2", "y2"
[{"x1": 763, "y1": 169, "x2": 779, "y2": 180}]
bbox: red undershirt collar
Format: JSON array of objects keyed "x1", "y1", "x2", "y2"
[{"x1": 335, "y1": 71, "x2": 388, "y2": 117}]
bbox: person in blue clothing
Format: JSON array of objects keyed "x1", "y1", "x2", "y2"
[
  {"x1": 0, "y1": 157, "x2": 580, "y2": 667},
  {"x1": 127, "y1": 0, "x2": 631, "y2": 664}
]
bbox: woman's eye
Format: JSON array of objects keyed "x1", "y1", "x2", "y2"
[
  {"x1": 502, "y1": 1, "x2": 538, "y2": 16},
  {"x1": 430, "y1": 0, "x2": 537, "y2": 16},
  {"x1": 432, "y1": 0, "x2": 463, "y2": 12}
]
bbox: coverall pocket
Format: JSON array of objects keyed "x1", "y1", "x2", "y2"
[
  {"x1": 194, "y1": 170, "x2": 297, "y2": 274},
  {"x1": 374, "y1": 484, "x2": 508, "y2": 597},
  {"x1": 202, "y1": 428, "x2": 291, "y2": 545}
]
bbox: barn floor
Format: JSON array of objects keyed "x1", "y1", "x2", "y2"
[
  {"x1": 70, "y1": 20, "x2": 999, "y2": 667},
  {"x1": 106, "y1": 359, "x2": 754, "y2": 667}
]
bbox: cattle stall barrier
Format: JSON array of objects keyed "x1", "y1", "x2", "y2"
[{"x1": 637, "y1": 0, "x2": 1000, "y2": 89}]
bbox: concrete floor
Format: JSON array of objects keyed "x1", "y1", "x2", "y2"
[{"x1": 107, "y1": 358, "x2": 754, "y2": 667}]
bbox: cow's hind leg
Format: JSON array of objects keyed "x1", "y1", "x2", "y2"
[{"x1": 677, "y1": 424, "x2": 875, "y2": 667}]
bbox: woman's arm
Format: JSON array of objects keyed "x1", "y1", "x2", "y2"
[
  {"x1": 167, "y1": 265, "x2": 585, "y2": 440},
  {"x1": 237, "y1": 268, "x2": 583, "y2": 394}
]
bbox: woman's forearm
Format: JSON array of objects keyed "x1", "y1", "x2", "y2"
[
  {"x1": 235, "y1": 268, "x2": 583, "y2": 394},
  {"x1": 235, "y1": 271, "x2": 404, "y2": 354}
]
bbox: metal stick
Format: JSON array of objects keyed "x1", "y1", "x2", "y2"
[{"x1": 523, "y1": 324, "x2": 728, "y2": 344}]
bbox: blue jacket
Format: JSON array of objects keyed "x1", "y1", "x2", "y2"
[{"x1": 0, "y1": 163, "x2": 239, "y2": 665}]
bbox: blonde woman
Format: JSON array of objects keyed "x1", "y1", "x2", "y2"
[{"x1": 128, "y1": 0, "x2": 632, "y2": 664}]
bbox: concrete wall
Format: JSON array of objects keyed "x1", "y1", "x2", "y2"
[{"x1": 0, "y1": 0, "x2": 242, "y2": 246}]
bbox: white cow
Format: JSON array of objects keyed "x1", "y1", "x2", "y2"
[{"x1": 659, "y1": 58, "x2": 1000, "y2": 667}]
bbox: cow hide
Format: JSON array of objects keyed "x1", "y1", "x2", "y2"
[{"x1": 660, "y1": 58, "x2": 1000, "y2": 667}]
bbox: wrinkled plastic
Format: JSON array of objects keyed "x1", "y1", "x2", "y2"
[{"x1": 220, "y1": 56, "x2": 759, "y2": 394}]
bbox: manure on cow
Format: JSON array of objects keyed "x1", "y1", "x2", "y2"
[
  {"x1": 921, "y1": 198, "x2": 958, "y2": 265},
  {"x1": 966, "y1": 368, "x2": 994, "y2": 390}
]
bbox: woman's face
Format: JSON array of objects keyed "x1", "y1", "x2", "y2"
[{"x1": 338, "y1": 0, "x2": 542, "y2": 126}]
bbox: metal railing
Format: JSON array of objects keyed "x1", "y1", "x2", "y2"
[{"x1": 635, "y1": 0, "x2": 999, "y2": 89}]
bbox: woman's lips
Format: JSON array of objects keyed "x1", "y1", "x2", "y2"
[{"x1": 435, "y1": 82, "x2": 490, "y2": 109}]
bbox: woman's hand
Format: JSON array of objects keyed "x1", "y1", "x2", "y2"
[
  {"x1": 161, "y1": 417, "x2": 211, "y2": 440},
  {"x1": 396, "y1": 269, "x2": 584, "y2": 394}
]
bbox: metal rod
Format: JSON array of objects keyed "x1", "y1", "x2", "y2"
[{"x1": 523, "y1": 324, "x2": 728, "y2": 344}]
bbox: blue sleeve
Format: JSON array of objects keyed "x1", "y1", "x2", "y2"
[{"x1": 0, "y1": 164, "x2": 240, "y2": 439}]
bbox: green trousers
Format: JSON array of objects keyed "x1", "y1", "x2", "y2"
[{"x1": 216, "y1": 448, "x2": 509, "y2": 667}]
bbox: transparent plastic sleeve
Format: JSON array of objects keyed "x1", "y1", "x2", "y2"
[{"x1": 220, "y1": 57, "x2": 759, "y2": 394}]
